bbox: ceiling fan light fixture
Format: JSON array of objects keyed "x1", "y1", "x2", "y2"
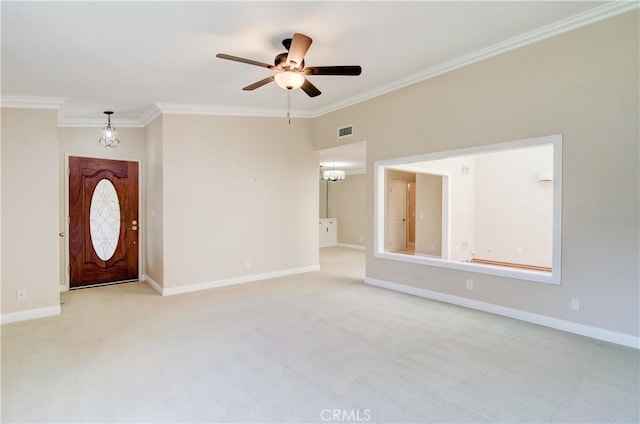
[{"x1": 274, "y1": 71, "x2": 305, "y2": 90}]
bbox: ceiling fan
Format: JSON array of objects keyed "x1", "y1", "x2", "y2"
[{"x1": 216, "y1": 33, "x2": 362, "y2": 98}]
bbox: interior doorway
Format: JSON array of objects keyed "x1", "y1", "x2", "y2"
[
  {"x1": 387, "y1": 180, "x2": 408, "y2": 251},
  {"x1": 384, "y1": 169, "x2": 449, "y2": 258}
]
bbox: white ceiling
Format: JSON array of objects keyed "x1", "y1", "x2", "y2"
[{"x1": 1, "y1": 1, "x2": 620, "y2": 127}]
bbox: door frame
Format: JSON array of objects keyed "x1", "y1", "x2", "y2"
[{"x1": 61, "y1": 154, "x2": 143, "y2": 292}]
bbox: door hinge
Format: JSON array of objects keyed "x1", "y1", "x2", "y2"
[
  {"x1": 67, "y1": 167, "x2": 70, "y2": 175},
  {"x1": 68, "y1": 265, "x2": 70, "y2": 274},
  {"x1": 67, "y1": 216, "x2": 70, "y2": 224}
]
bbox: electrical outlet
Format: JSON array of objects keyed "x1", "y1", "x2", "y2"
[
  {"x1": 16, "y1": 290, "x2": 27, "y2": 301},
  {"x1": 466, "y1": 279, "x2": 474, "y2": 290}
]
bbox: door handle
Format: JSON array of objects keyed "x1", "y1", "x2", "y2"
[
  {"x1": 58, "y1": 232, "x2": 65, "y2": 237},
  {"x1": 130, "y1": 220, "x2": 138, "y2": 231}
]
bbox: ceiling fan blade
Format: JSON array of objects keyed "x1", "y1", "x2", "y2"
[
  {"x1": 242, "y1": 76, "x2": 275, "y2": 91},
  {"x1": 287, "y1": 33, "x2": 312, "y2": 69},
  {"x1": 304, "y1": 66, "x2": 362, "y2": 76},
  {"x1": 216, "y1": 53, "x2": 275, "y2": 69},
  {"x1": 301, "y1": 79, "x2": 321, "y2": 97}
]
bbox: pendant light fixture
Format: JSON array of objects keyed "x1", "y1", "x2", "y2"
[
  {"x1": 98, "y1": 111, "x2": 120, "y2": 148},
  {"x1": 322, "y1": 165, "x2": 346, "y2": 181}
]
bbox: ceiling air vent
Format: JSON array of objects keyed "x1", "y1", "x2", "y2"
[{"x1": 337, "y1": 125, "x2": 353, "y2": 138}]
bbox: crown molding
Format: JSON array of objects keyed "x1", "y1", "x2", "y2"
[
  {"x1": 312, "y1": 0, "x2": 640, "y2": 117},
  {"x1": 1, "y1": 95, "x2": 65, "y2": 110},
  {"x1": 58, "y1": 104, "x2": 160, "y2": 127},
  {"x1": 139, "y1": 104, "x2": 162, "y2": 126},
  {"x1": 155, "y1": 102, "x2": 314, "y2": 119},
  {"x1": 57, "y1": 118, "x2": 144, "y2": 128}
]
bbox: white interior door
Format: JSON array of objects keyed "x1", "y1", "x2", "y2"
[{"x1": 388, "y1": 180, "x2": 407, "y2": 251}]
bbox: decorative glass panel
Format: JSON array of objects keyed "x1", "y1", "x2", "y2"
[{"x1": 90, "y1": 179, "x2": 121, "y2": 261}]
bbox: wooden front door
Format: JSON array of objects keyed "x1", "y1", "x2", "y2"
[{"x1": 69, "y1": 157, "x2": 139, "y2": 288}]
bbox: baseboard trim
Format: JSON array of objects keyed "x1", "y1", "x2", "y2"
[
  {"x1": 337, "y1": 243, "x2": 366, "y2": 251},
  {"x1": 364, "y1": 277, "x2": 639, "y2": 349},
  {"x1": 156, "y1": 265, "x2": 320, "y2": 296},
  {"x1": 142, "y1": 274, "x2": 163, "y2": 295},
  {"x1": 1, "y1": 305, "x2": 62, "y2": 325}
]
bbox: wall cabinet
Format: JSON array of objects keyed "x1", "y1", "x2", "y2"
[{"x1": 319, "y1": 218, "x2": 337, "y2": 248}]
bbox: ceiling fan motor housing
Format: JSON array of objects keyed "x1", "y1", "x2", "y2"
[{"x1": 274, "y1": 52, "x2": 304, "y2": 71}]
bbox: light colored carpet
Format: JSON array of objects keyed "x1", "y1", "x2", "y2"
[{"x1": 1, "y1": 247, "x2": 638, "y2": 423}]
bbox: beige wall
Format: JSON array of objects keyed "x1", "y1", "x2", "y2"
[
  {"x1": 144, "y1": 116, "x2": 164, "y2": 286},
  {"x1": 319, "y1": 179, "x2": 328, "y2": 219},
  {"x1": 1, "y1": 108, "x2": 60, "y2": 315},
  {"x1": 313, "y1": 11, "x2": 639, "y2": 337},
  {"x1": 57, "y1": 126, "x2": 147, "y2": 288},
  {"x1": 161, "y1": 115, "x2": 318, "y2": 288},
  {"x1": 415, "y1": 173, "x2": 442, "y2": 256},
  {"x1": 386, "y1": 170, "x2": 415, "y2": 183},
  {"x1": 330, "y1": 173, "x2": 366, "y2": 246}
]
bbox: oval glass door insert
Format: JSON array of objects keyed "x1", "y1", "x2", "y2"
[{"x1": 90, "y1": 178, "x2": 121, "y2": 261}]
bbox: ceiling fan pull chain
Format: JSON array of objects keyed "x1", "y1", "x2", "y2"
[{"x1": 287, "y1": 90, "x2": 291, "y2": 125}]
